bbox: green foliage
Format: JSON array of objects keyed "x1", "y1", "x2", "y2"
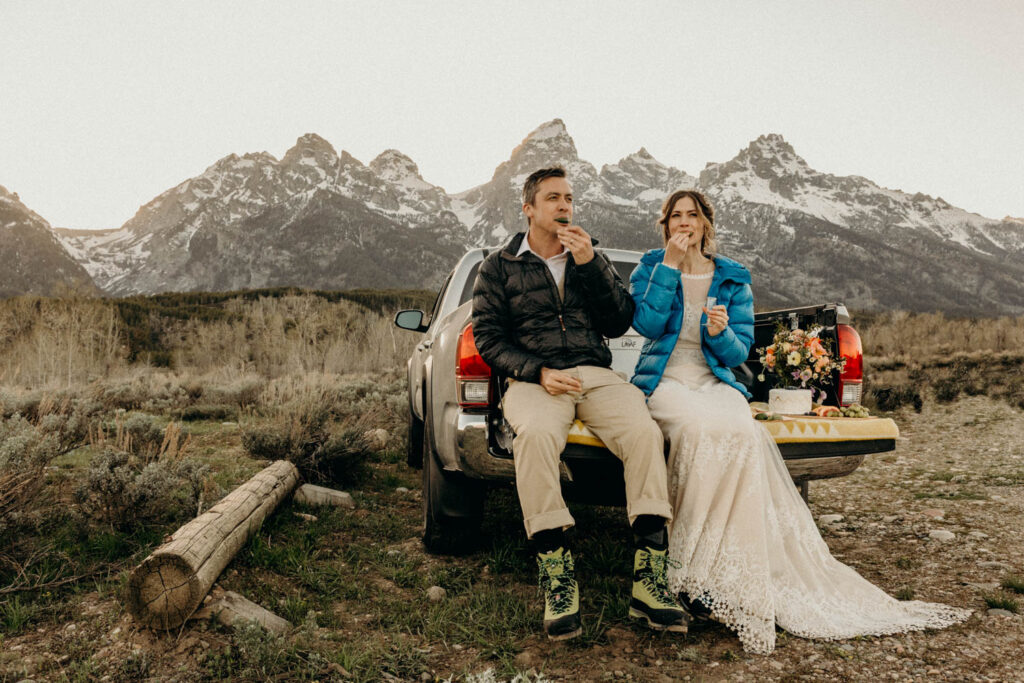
[
  {"x1": 241, "y1": 391, "x2": 373, "y2": 485},
  {"x1": 180, "y1": 403, "x2": 238, "y2": 421},
  {"x1": 0, "y1": 596, "x2": 36, "y2": 635},
  {"x1": 894, "y1": 557, "x2": 916, "y2": 570},
  {"x1": 934, "y1": 377, "x2": 963, "y2": 403},
  {"x1": 982, "y1": 592, "x2": 1020, "y2": 613},
  {"x1": 867, "y1": 384, "x2": 923, "y2": 412},
  {"x1": 1002, "y1": 574, "x2": 1024, "y2": 594},
  {"x1": 205, "y1": 376, "x2": 266, "y2": 408},
  {"x1": 895, "y1": 587, "x2": 915, "y2": 600},
  {"x1": 677, "y1": 646, "x2": 707, "y2": 664},
  {"x1": 72, "y1": 448, "x2": 209, "y2": 530},
  {"x1": 113, "y1": 648, "x2": 153, "y2": 681},
  {"x1": 202, "y1": 621, "x2": 315, "y2": 680},
  {"x1": 110, "y1": 287, "x2": 433, "y2": 368},
  {"x1": 0, "y1": 402, "x2": 98, "y2": 532}
]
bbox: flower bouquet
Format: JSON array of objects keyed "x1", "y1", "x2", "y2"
[{"x1": 756, "y1": 324, "x2": 846, "y2": 413}]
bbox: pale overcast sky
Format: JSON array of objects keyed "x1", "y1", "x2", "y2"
[{"x1": 1, "y1": 0, "x2": 1022, "y2": 230}]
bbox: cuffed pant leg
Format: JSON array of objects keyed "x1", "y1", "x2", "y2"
[
  {"x1": 502, "y1": 380, "x2": 577, "y2": 538},
  {"x1": 574, "y1": 367, "x2": 672, "y2": 526}
]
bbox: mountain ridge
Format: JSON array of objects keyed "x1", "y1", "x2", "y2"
[{"x1": 9, "y1": 120, "x2": 1023, "y2": 315}]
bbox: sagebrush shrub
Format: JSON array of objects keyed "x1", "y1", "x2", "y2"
[
  {"x1": 91, "y1": 411, "x2": 170, "y2": 458},
  {"x1": 181, "y1": 403, "x2": 237, "y2": 422},
  {"x1": 0, "y1": 399, "x2": 101, "y2": 532},
  {"x1": 934, "y1": 378, "x2": 963, "y2": 403},
  {"x1": 205, "y1": 376, "x2": 266, "y2": 408},
  {"x1": 73, "y1": 448, "x2": 211, "y2": 530},
  {"x1": 868, "y1": 385, "x2": 924, "y2": 412},
  {"x1": 0, "y1": 415, "x2": 59, "y2": 531},
  {"x1": 240, "y1": 395, "x2": 372, "y2": 485}
]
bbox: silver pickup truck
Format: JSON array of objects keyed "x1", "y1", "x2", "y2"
[{"x1": 395, "y1": 247, "x2": 899, "y2": 552}]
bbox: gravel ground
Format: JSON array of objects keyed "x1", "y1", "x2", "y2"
[
  {"x1": 480, "y1": 395, "x2": 1024, "y2": 682},
  {"x1": 3, "y1": 395, "x2": 1022, "y2": 682}
]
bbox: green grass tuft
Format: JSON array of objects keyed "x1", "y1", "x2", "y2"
[
  {"x1": 1001, "y1": 574, "x2": 1024, "y2": 594},
  {"x1": 982, "y1": 593, "x2": 1020, "y2": 613},
  {"x1": 0, "y1": 596, "x2": 36, "y2": 635},
  {"x1": 895, "y1": 587, "x2": 916, "y2": 601}
]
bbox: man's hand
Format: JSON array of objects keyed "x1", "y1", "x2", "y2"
[
  {"x1": 557, "y1": 225, "x2": 594, "y2": 265},
  {"x1": 539, "y1": 367, "x2": 582, "y2": 395}
]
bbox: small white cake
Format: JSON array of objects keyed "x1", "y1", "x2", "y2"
[{"x1": 768, "y1": 388, "x2": 813, "y2": 415}]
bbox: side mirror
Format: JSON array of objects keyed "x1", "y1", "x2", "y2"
[{"x1": 394, "y1": 309, "x2": 427, "y2": 332}]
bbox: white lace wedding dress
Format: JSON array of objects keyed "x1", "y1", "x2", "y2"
[{"x1": 645, "y1": 271, "x2": 971, "y2": 655}]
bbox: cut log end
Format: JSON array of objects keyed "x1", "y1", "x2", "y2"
[
  {"x1": 125, "y1": 460, "x2": 300, "y2": 630},
  {"x1": 127, "y1": 552, "x2": 204, "y2": 629}
]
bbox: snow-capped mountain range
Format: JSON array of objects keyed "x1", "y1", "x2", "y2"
[{"x1": 3, "y1": 119, "x2": 1022, "y2": 314}]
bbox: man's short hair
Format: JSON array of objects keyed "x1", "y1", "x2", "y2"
[{"x1": 522, "y1": 167, "x2": 566, "y2": 206}]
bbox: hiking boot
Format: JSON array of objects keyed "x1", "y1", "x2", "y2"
[
  {"x1": 629, "y1": 545, "x2": 691, "y2": 632},
  {"x1": 537, "y1": 547, "x2": 583, "y2": 641}
]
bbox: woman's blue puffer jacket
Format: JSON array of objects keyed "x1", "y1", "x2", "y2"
[{"x1": 629, "y1": 249, "x2": 755, "y2": 398}]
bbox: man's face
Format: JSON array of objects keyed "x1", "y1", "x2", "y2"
[{"x1": 523, "y1": 176, "x2": 573, "y2": 236}]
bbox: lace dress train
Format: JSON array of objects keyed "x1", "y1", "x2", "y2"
[
  {"x1": 643, "y1": 271, "x2": 969, "y2": 655},
  {"x1": 647, "y1": 380, "x2": 971, "y2": 655}
]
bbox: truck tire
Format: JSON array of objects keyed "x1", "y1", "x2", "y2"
[
  {"x1": 421, "y1": 427, "x2": 484, "y2": 555},
  {"x1": 407, "y1": 410, "x2": 424, "y2": 469}
]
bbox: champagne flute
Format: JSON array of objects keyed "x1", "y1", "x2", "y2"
[{"x1": 702, "y1": 296, "x2": 717, "y2": 327}]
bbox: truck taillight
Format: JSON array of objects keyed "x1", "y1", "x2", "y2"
[
  {"x1": 837, "y1": 324, "x2": 863, "y2": 406},
  {"x1": 456, "y1": 323, "x2": 491, "y2": 408}
]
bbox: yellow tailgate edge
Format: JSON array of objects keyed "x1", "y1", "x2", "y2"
[{"x1": 565, "y1": 411, "x2": 899, "y2": 449}]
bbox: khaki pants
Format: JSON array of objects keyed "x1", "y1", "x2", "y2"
[{"x1": 502, "y1": 365, "x2": 672, "y2": 538}]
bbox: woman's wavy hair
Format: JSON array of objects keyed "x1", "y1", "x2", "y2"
[{"x1": 657, "y1": 189, "x2": 717, "y2": 258}]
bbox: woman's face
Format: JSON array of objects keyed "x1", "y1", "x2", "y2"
[{"x1": 666, "y1": 196, "x2": 705, "y2": 251}]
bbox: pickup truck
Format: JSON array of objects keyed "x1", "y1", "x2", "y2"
[{"x1": 394, "y1": 247, "x2": 899, "y2": 552}]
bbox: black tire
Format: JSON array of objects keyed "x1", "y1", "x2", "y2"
[
  {"x1": 407, "y1": 409, "x2": 424, "y2": 469},
  {"x1": 421, "y1": 425, "x2": 485, "y2": 555}
]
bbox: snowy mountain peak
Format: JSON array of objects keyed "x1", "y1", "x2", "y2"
[
  {"x1": 525, "y1": 118, "x2": 569, "y2": 142},
  {"x1": 509, "y1": 118, "x2": 579, "y2": 168},
  {"x1": 739, "y1": 134, "x2": 809, "y2": 172},
  {"x1": 370, "y1": 149, "x2": 427, "y2": 185},
  {"x1": 282, "y1": 133, "x2": 339, "y2": 168},
  {"x1": 598, "y1": 147, "x2": 696, "y2": 206}
]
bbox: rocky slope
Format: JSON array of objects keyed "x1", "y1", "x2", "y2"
[{"x1": 0, "y1": 186, "x2": 97, "y2": 298}]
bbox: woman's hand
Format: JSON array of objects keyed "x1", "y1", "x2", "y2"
[
  {"x1": 663, "y1": 233, "x2": 688, "y2": 269},
  {"x1": 703, "y1": 305, "x2": 728, "y2": 337}
]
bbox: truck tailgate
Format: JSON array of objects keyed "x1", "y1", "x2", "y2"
[{"x1": 565, "y1": 410, "x2": 898, "y2": 465}]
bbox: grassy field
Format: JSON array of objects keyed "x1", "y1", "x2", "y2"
[{"x1": 1, "y1": 293, "x2": 1022, "y2": 681}]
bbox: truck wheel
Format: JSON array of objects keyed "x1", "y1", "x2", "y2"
[
  {"x1": 422, "y1": 433, "x2": 484, "y2": 555},
  {"x1": 407, "y1": 411, "x2": 424, "y2": 469}
]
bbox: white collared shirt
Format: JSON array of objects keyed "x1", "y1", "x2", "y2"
[{"x1": 517, "y1": 233, "x2": 569, "y2": 299}]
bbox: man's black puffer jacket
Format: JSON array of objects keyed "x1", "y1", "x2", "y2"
[{"x1": 471, "y1": 232, "x2": 635, "y2": 383}]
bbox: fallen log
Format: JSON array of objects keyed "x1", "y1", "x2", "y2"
[{"x1": 127, "y1": 460, "x2": 300, "y2": 630}]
